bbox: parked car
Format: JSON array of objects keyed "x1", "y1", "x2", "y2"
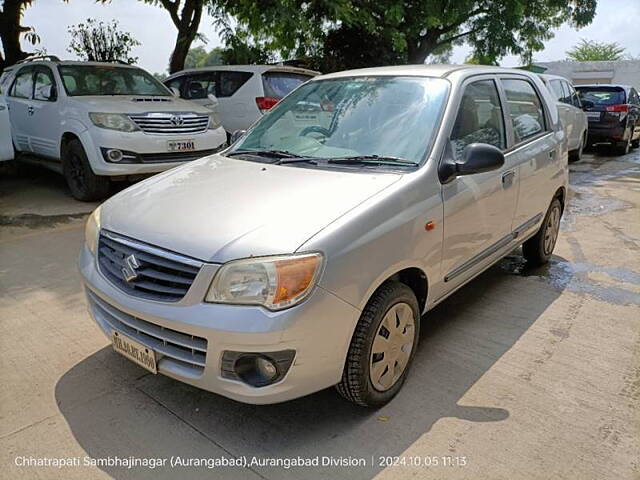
[
  {"x1": 164, "y1": 65, "x2": 319, "y2": 136},
  {"x1": 575, "y1": 84, "x2": 640, "y2": 155},
  {"x1": 539, "y1": 74, "x2": 588, "y2": 161},
  {"x1": 81, "y1": 65, "x2": 567, "y2": 407},
  {"x1": 0, "y1": 96, "x2": 13, "y2": 161},
  {"x1": 0, "y1": 56, "x2": 226, "y2": 201}
]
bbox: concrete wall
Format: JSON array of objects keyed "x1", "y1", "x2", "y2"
[{"x1": 534, "y1": 60, "x2": 640, "y2": 90}]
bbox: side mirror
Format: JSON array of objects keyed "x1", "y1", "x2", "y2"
[
  {"x1": 169, "y1": 87, "x2": 180, "y2": 97},
  {"x1": 581, "y1": 100, "x2": 594, "y2": 110},
  {"x1": 230, "y1": 129, "x2": 246, "y2": 144},
  {"x1": 439, "y1": 143, "x2": 505, "y2": 184},
  {"x1": 207, "y1": 93, "x2": 219, "y2": 107}
]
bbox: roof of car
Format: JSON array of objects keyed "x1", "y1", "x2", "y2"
[
  {"x1": 538, "y1": 73, "x2": 572, "y2": 83},
  {"x1": 316, "y1": 64, "x2": 539, "y2": 80},
  {"x1": 167, "y1": 64, "x2": 319, "y2": 78}
]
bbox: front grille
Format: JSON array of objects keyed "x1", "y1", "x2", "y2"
[
  {"x1": 88, "y1": 290, "x2": 207, "y2": 373},
  {"x1": 129, "y1": 112, "x2": 209, "y2": 134},
  {"x1": 98, "y1": 231, "x2": 202, "y2": 302}
]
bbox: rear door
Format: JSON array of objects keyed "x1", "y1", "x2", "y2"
[
  {"x1": 5, "y1": 66, "x2": 34, "y2": 152},
  {"x1": 501, "y1": 76, "x2": 559, "y2": 233},
  {"x1": 215, "y1": 70, "x2": 254, "y2": 132}
]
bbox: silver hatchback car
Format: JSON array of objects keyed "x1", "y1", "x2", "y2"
[{"x1": 80, "y1": 65, "x2": 568, "y2": 407}]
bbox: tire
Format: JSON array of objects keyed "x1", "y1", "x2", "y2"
[
  {"x1": 336, "y1": 281, "x2": 420, "y2": 407},
  {"x1": 613, "y1": 127, "x2": 632, "y2": 156},
  {"x1": 62, "y1": 139, "x2": 110, "y2": 201},
  {"x1": 523, "y1": 198, "x2": 562, "y2": 266},
  {"x1": 568, "y1": 132, "x2": 585, "y2": 162}
]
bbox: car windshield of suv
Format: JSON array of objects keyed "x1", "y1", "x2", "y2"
[
  {"x1": 58, "y1": 65, "x2": 170, "y2": 96},
  {"x1": 230, "y1": 76, "x2": 449, "y2": 165},
  {"x1": 576, "y1": 87, "x2": 626, "y2": 106}
]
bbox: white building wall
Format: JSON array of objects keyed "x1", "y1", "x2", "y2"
[{"x1": 534, "y1": 60, "x2": 640, "y2": 90}]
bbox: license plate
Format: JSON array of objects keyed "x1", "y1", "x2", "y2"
[
  {"x1": 167, "y1": 140, "x2": 195, "y2": 152},
  {"x1": 586, "y1": 112, "x2": 601, "y2": 121},
  {"x1": 112, "y1": 331, "x2": 157, "y2": 374}
]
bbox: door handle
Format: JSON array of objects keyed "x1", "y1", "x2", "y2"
[
  {"x1": 27, "y1": 106, "x2": 35, "y2": 116},
  {"x1": 502, "y1": 170, "x2": 515, "y2": 187},
  {"x1": 549, "y1": 150, "x2": 556, "y2": 159}
]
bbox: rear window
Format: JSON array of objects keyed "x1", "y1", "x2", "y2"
[
  {"x1": 576, "y1": 87, "x2": 626, "y2": 106},
  {"x1": 262, "y1": 72, "x2": 313, "y2": 99}
]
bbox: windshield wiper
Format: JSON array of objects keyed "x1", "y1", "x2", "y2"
[
  {"x1": 226, "y1": 149, "x2": 299, "y2": 159},
  {"x1": 327, "y1": 155, "x2": 419, "y2": 167},
  {"x1": 276, "y1": 157, "x2": 319, "y2": 165}
]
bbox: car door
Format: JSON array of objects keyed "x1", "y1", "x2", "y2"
[
  {"x1": 216, "y1": 70, "x2": 255, "y2": 133},
  {"x1": 5, "y1": 66, "x2": 34, "y2": 152},
  {"x1": 0, "y1": 97, "x2": 13, "y2": 161},
  {"x1": 440, "y1": 77, "x2": 518, "y2": 291},
  {"x1": 628, "y1": 88, "x2": 640, "y2": 142},
  {"x1": 501, "y1": 76, "x2": 560, "y2": 233},
  {"x1": 548, "y1": 79, "x2": 575, "y2": 150},
  {"x1": 28, "y1": 66, "x2": 60, "y2": 158},
  {"x1": 566, "y1": 82, "x2": 587, "y2": 146}
]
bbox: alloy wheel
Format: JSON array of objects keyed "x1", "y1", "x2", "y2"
[
  {"x1": 369, "y1": 302, "x2": 416, "y2": 392},
  {"x1": 543, "y1": 205, "x2": 561, "y2": 255}
]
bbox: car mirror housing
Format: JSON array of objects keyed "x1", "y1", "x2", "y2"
[{"x1": 439, "y1": 143, "x2": 505, "y2": 184}]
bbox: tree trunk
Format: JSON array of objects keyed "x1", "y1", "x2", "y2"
[
  {"x1": 407, "y1": 33, "x2": 439, "y2": 64},
  {"x1": 167, "y1": 0, "x2": 203, "y2": 74},
  {"x1": 0, "y1": 0, "x2": 30, "y2": 69}
]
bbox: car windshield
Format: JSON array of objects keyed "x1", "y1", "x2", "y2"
[
  {"x1": 230, "y1": 76, "x2": 450, "y2": 165},
  {"x1": 576, "y1": 87, "x2": 626, "y2": 106},
  {"x1": 58, "y1": 65, "x2": 170, "y2": 96}
]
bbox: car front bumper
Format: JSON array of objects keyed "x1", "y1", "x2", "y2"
[
  {"x1": 78, "y1": 245, "x2": 360, "y2": 404},
  {"x1": 79, "y1": 126, "x2": 227, "y2": 176}
]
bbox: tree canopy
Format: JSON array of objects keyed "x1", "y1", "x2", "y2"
[
  {"x1": 566, "y1": 38, "x2": 626, "y2": 62},
  {"x1": 67, "y1": 19, "x2": 140, "y2": 64},
  {"x1": 225, "y1": 0, "x2": 597, "y2": 71}
]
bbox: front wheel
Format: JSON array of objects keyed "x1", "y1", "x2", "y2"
[
  {"x1": 569, "y1": 132, "x2": 585, "y2": 162},
  {"x1": 62, "y1": 139, "x2": 110, "y2": 201},
  {"x1": 523, "y1": 198, "x2": 562, "y2": 266},
  {"x1": 336, "y1": 281, "x2": 420, "y2": 407}
]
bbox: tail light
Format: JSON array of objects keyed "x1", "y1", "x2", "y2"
[
  {"x1": 256, "y1": 96, "x2": 279, "y2": 113},
  {"x1": 605, "y1": 104, "x2": 629, "y2": 112}
]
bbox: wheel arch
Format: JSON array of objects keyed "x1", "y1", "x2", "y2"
[{"x1": 365, "y1": 266, "x2": 429, "y2": 315}]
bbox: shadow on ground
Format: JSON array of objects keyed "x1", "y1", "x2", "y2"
[{"x1": 55, "y1": 253, "x2": 567, "y2": 480}]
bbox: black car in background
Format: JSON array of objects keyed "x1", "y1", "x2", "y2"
[{"x1": 575, "y1": 84, "x2": 640, "y2": 155}]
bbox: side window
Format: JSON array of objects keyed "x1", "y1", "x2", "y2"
[
  {"x1": 566, "y1": 83, "x2": 581, "y2": 108},
  {"x1": 559, "y1": 81, "x2": 572, "y2": 105},
  {"x1": 502, "y1": 78, "x2": 547, "y2": 143},
  {"x1": 33, "y1": 68, "x2": 56, "y2": 101},
  {"x1": 629, "y1": 89, "x2": 640, "y2": 105},
  {"x1": 450, "y1": 79, "x2": 506, "y2": 161},
  {"x1": 165, "y1": 76, "x2": 184, "y2": 96},
  {"x1": 548, "y1": 80, "x2": 563, "y2": 102},
  {"x1": 217, "y1": 71, "x2": 252, "y2": 97},
  {"x1": 184, "y1": 73, "x2": 217, "y2": 100},
  {"x1": 9, "y1": 68, "x2": 33, "y2": 99}
]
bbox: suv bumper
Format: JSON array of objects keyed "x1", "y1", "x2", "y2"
[
  {"x1": 79, "y1": 126, "x2": 227, "y2": 176},
  {"x1": 79, "y1": 245, "x2": 360, "y2": 404}
]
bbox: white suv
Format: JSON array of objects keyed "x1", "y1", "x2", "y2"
[
  {"x1": 164, "y1": 65, "x2": 319, "y2": 136},
  {"x1": 0, "y1": 57, "x2": 226, "y2": 200}
]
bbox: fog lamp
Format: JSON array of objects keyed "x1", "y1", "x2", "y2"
[{"x1": 106, "y1": 149, "x2": 123, "y2": 162}]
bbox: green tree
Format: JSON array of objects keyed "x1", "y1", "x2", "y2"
[
  {"x1": 225, "y1": 0, "x2": 597, "y2": 71},
  {"x1": 67, "y1": 19, "x2": 140, "y2": 64},
  {"x1": 566, "y1": 39, "x2": 626, "y2": 62},
  {"x1": 184, "y1": 45, "x2": 224, "y2": 68},
  {"x1": 0, "y1": 0, "x2": 61, "y2": 69}
]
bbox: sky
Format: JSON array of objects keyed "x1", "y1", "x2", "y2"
[{"x1": 18, "y1": 0, "x2": 640, "y2": 74}]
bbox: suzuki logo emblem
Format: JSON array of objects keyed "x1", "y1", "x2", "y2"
[
  {"x1": 121, "y1": 254, "x2": 140, "y2": 283},
  {"x1": 170, "y1": 115, "x2": 185, "y2": 127}
]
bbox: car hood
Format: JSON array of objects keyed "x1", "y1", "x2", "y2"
[
  {"x1": 100, "y1": 155, "x2": 401, "y2": 263},
  {"x1": 69, "y1": 96, "x2": 210, "y2": 114}
]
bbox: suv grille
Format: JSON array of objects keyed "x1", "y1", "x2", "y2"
[
  {"x1": 88, "y1": 290, "x2": 207, "y2": 374},
  {"x1": 97, "y1": 231, "x2": 202, "y2": 302},
  {"x1": 129, "y1": 112, "x2": 209, "y2": 134}
]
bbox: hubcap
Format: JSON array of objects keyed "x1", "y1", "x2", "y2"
[
  {"x1": 543, "y1": 206, "x2": 561, "y2": 255},
  {"x1": 369, "y1": 302, "x2": 415, "y2": 392}
]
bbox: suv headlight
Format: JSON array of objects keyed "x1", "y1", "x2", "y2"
[
  {"x1": 89, "y1": 113, "x2": 139, "y2": 132},
  {"x1": 208, "y1": 111, "x2": 222, "y2": 130},
  {"x1": 206, "y1": 253, "x2": 323, "y2": 310},
  {"x1": 85, "y1": 206, "x2": 101, "y2": 255}
]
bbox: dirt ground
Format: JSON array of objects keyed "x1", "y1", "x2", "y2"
[{"x1": 1, "y1": 148, "x2": 639, "y2": 480}]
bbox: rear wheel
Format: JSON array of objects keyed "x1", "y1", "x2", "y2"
[
  {"x1": 62, "y1": 139, "x2": 110, "y2": 201},
  {"x1": 336, "y1": 281, "x2": 420, "y2": 407},
  {"x1": 613, "y1": 127, "x2": 632, "y2": 156},
  {"x1": 523, "y1": 198, "x2": 562, "y2": 266}
]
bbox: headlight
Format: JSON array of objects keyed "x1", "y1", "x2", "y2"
[
  {"x1": 206, "y1": 253, "x2": 323, "y2": 310},
  {"x1": 208, "y1": 111, "x2": 222, "y2": 130},
  {"x1": 85, "y1": 206, "x2": 101, "y2": 255},
  {"x1": 89, "y1": 113, "x2": 139, "y2": 132}
]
